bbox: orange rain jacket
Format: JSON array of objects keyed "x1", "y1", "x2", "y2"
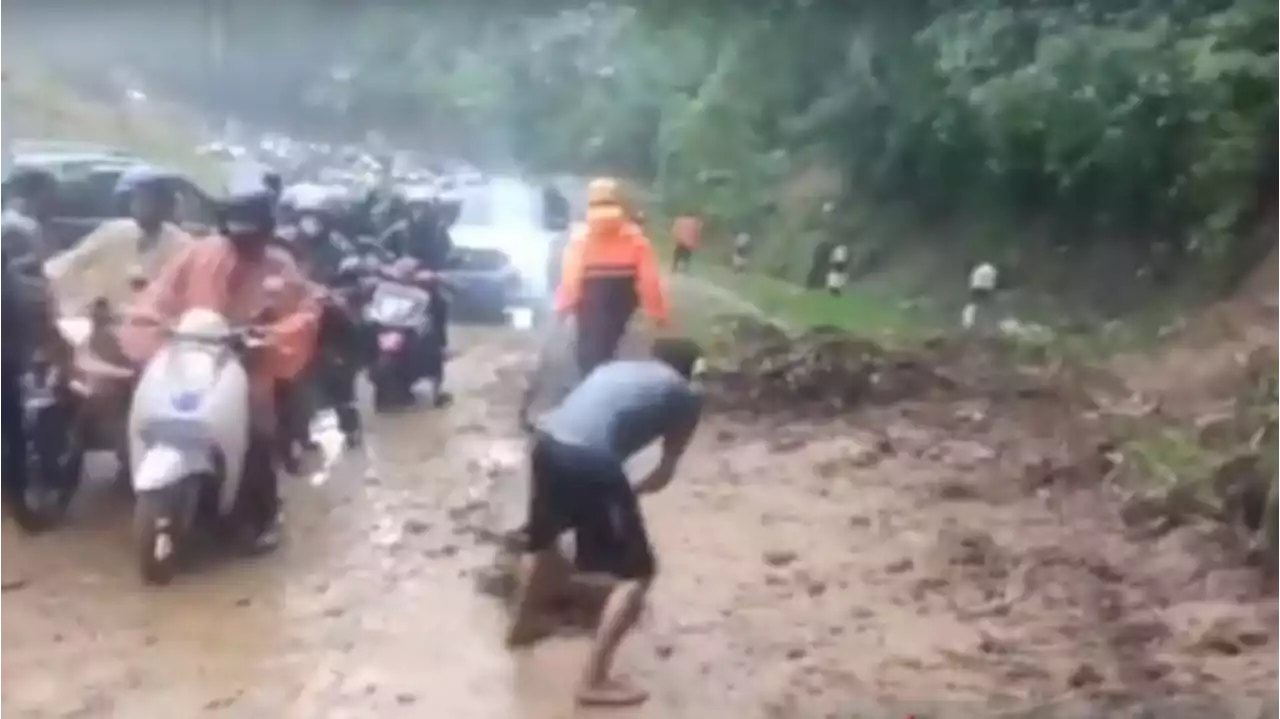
[
  {"x1": 553, "y1": 211, "x2": 668, "y2": 329},
  {"x1": 671, "y1": 215, "x2": 702, "y2": 250},
  {"x1": 120, "y1": 237, "x2": 320, "y2": 432}
]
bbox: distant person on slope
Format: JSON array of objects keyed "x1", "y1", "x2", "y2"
[
  {"x1": 507, "y1": 337, "x2": 705, "y2": 708},
  {"x1": 670, "y1": 213, "x2": 701, "y2": 272}
]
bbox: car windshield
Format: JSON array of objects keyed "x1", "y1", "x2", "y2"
[
  {"x1": 456, "y1": 192, "x2": 493, "y2": 227},
  {"x1": 455, "y1": 182, "x2": 545, "y2": 230}
]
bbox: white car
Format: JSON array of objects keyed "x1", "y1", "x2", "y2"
[{"x1": 444, "y1": 178, "x2": 565, "y2": 321}]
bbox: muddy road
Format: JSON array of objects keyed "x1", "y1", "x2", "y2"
[{"x1": 2, "y1": 320, "x2": 1276, "y2": 718}]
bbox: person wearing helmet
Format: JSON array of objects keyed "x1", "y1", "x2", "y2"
[
  {"x1": 120, "y1": 184, "x2": 321, "y2": 551},
  {"x1": 428, "y1": 189, "x2": 459, "y2": 356},
  {"x1": 554, "y1": 178, "x2": 668, "y2": 376},
  {"x1": 518, "y1": 180, "x2": 668, "y2": 430},
  {"x1": 42, "y1": 169, "x2": 195, "y2": 478},
  {"x1": 288, "y1": 191, "x2": 366, "y2": 451},
  {"x1": 381, "y1": 185, "x2": 454, "y2": 404},
  {"x1": 1, "y1": 220, "x2": 74, "y2": 533},
  {"x1": 45, "y1": 167, "x2": 194, "y2": 314},
  {"x1": 380, "y1": 184, "x2": 440, "y2": 260},
  {"x1": 2, "y1": 170, "x2": 65, "y2": 532},
  {"x1": 262, "y1": 170, "x2": 283, "y2": 204},
  {"x1": 2, "y1": 166, "x2": 59, "y2": 262},
  {"x1": 291, "y1": 190, "x2": 358, "y2": 286},
  {"x1": 542, "y1": 182, "x2": 571, "y2": 231}
]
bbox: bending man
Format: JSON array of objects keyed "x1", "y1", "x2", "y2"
[{"x1": 508, "y1": 337, "x2": 704, "y2": 708}]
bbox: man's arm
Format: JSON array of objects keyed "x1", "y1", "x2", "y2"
[
  {"x1": 118, "y1": 242, "x2": 196, "y2": 365},
  {"x1": 42, "y1": 221, "x2": 120, "y2": 308},
  {"x1": 552, "y1": 236, "x2": 585, "y2": 317},
  {"x1": 634, "y1": 393, "x2": 702, "y2": 495},
  {"x1": 259, "y1": 251, "x2": 322, "y2": 382}
]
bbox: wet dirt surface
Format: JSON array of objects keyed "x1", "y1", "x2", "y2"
[{"x1": 3, "y1": 324, "x2": 1277, "y2": 718}]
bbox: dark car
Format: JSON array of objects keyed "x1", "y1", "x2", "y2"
[{"x1": 3, "y1": 149, "x2": 219, "y2": 251}]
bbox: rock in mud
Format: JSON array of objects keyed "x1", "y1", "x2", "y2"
[
  {"x1": 1067, "y1": 662, "x2": 1104, "y2": 688},
  {"x1": 763, "y1": 549, "x2": 799, "y2": 568},
  {"x1": 885, "y1": 557, "x2": 915, "y2": 574},
  {"x1": 473, "y1": 565, "x2": 518, "y2": 600},
  {"x1": 1, "y1": 578, "x2": 28, "y2": 592},
  {"x1": 402, "y1": 518, "x2": 430, "y2": 535},
  {"x1": 1185, "y1": 614, "x2": 1272, "y2": 655},
  {"x1": 935, "y1": 478, "x2": 980, "y2": 500},
  {"x1": 474, "y1": 545, "x2": 613, "y2": 629}
]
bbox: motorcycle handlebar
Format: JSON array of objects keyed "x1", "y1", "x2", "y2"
[{"x1": 122, "y1": 312, "x2": 270, "y2": 346}]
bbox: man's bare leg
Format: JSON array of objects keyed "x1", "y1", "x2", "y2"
[
  {"x1": 576, "y1": 577, "x2": 650, "y2": 706},
  {"x1": 506, "y1": 548, "x2": 570, "y2": 647}
]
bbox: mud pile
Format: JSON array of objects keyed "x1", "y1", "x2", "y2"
[
  {"x1": 1118, "y1": 248, "x2": 1278, "y2": 417},
  {"x1": 702, "y1": 316, "x2": 1048, "y2": 415}
]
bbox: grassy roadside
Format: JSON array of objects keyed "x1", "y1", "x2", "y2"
[
  {"x1": 670, "y1": 248, "x2": 1184, "y2": 364},
  {"x1": 4, "y1": 67, "x2": 224, "y2": 192},
  {"x1": 687, "y1": 263, "x2": 935, "y2": 339},
  {"x1": 664, "y1": 238, "x2": 1277, "y2": 567}
]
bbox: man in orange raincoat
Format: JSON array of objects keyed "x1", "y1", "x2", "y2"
[
  {"x1": 120, "y1": 186, "x2": 320, "y2": 551},
  {"x1": 520, "y1": 180, "x2": 669, "y2": 430},
  {"x1": 554, "y1": 178, "x2": 668, "y2": 378}
]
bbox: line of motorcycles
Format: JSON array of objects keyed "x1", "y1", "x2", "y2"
[{"x1": 18, "y1": 251, "x2": 446, "y2": 586}]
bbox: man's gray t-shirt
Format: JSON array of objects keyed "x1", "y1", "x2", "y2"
[{"x1": 538, "y1": 360, "x2": 702, "y2": 465}]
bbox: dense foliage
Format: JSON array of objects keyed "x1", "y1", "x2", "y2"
[
  {"x1": 12, "y1": 0, "x2": 1274, "y2": 282},
  {"x1": 312, "y1": 0, "x2": 1276, "y2": 279}
]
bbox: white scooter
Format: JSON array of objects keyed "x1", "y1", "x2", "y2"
[{"x1": 127, "y1": 308, "x2": 259, "y2": 585}]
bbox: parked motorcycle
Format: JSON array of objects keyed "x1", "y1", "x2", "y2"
[
  {"x1": 126, "y1": 308, "x2": 261, "y2": 585},
  {"x1": 19, "y1": 353, "x2": 85, "y2": 529}
]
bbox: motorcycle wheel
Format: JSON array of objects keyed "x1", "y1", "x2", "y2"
[
  {"x1": 371, "y1": 356, "x2": 407, "y2": 413},
  {"x1": 24, "y1": 423, "x2": 86, "y2": 530},
  {"x1": 134, "y1": 483, "x2": 188, "y2": 586}
]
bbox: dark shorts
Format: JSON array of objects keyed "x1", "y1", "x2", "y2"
[
  {"x1": 525, "y1": 435, "x2": 656, "y2": 580},
  {"x1": 574, "y1": 323, "x2": 627, "y2": 378}
]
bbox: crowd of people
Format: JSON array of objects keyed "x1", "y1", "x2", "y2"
[{"x1": 2, "y1": 166, "x2": 705, "y2": 707}]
